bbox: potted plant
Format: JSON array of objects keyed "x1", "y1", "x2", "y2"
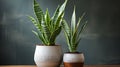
[
  {"x1": 62, "y1": 7, "x2": 87, "y2": 67},
  {"x1": 28, "y1": 0, "x2": 67, "y2": 67}
]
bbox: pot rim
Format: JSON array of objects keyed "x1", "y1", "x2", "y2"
[
  {"x1": 36, "y1": 44, "x2": 61, "y2": 46},
  {"x1": 64, "y1": 52, "x2": 83, "y2": 54}
]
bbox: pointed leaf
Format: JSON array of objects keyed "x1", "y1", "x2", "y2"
[
  {"x1": 76, "y1": 12, "x2": 86, "y2": 30},
  {"x1": 71, "y1": 13, "x2": 86, "y2": 46},
  {"x1": 72, "y1": 13, "x2": 85, "y2": 42},
  {"x1": 34, "y1": 0, "x2": 44, "y2": 24},
  {"x1": 49, "y1": 26, "x2": 62, "y2": 44},
  {"x1": 75, "y1": 37, "x2": 81, "y2": 49},
  {"x1": 77, "y1": 21, "x2": 88, "y2": 42},
  {"x1": 52, "y1": 5, "x2": 60, "y2": 23},
  {"x1": 55, "y1": 11, "x2": 64, "y2": 29},
  {"x1": 71, "y1": 30, "x2": 77, "y2": 47},
  {"x1": 59, "y1": 0, "x2": 68, "y2": 15},
  {"x1": 28, "y1": 16, "x2": 42, "y2": 32},
  {"x1": 62, "y1": 20, "x2": 71, "y2": 48},
  {"x1": 62, "y1": 19, "x2": 71, "y2": 38},
  {"x1": 41, "y1": 21, "x2": 51, "y2": 43},
  {"x1": 71, "y1": 7, "x2": 76, "y2": 35},
  {"x1": 28, "y1": 16, "x2": 37, "y2": 25},
  {"x1": 76, "y1": 20, "x2": 88, "y2": 46},
  {"x1": 45, "y1": 8, "x2": 51, "y2": 27},
  {"x1": 32, "y1": 30, "x2": 47, "y2": 44}
]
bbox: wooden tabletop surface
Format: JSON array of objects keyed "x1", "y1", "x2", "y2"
[{"x1": 0, "y1": 65, "x2": 120, "y2": 67}]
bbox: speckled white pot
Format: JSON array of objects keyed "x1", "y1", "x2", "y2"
[
  {"x1": 34, "y1": 45, "x2": 62, "y2": 67},
  {"x1": 63, "y1": 52, "x2": 84, "y2": 67}
]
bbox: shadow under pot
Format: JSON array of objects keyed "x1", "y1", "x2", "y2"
[{"x1": 63, "y1": 52, "x2": 84, "y2": 67}]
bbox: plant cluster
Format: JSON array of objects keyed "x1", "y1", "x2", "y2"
[
  {"x1": 62, "y1": 7, "x2": 87, "y2": 52},
  {"x1": 29, "y1": 0, "x2": 67, "y2": 46},
  {"x1": 29, "y1": 0, "x2": 87, "y2": 52}
]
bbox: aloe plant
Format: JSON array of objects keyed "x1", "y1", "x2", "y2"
[
  {"x1": 28, "y1": 0, "x2": 67, "y2": 46},
  {"x1": 62, "y1": 7, "x2": 87, "y2": 52}
]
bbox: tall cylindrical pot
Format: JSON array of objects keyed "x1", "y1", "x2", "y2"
[
  {"x1": 34, "y1": 45, "x2": 62, "y2": 67},
  {"x1": 63, "y1": 52, "x2": 84, "y2": 67}
]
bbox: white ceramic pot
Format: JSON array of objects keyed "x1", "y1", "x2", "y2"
[
  {"x1": 63, "y1": 52, "x2": 84, "y2": 67},
  {"x1": 34, "y1": 45, "x2": 62, "y2": 67}
]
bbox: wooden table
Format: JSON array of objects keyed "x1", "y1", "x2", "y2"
[{"x1": 0, "y1": 65, "x2": 120, "y2": 67}]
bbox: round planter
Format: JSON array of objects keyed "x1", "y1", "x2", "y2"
[
  {"x1": 34, "y1": 45, "x2": 62, "y2": 67},
  {"x1": 63, "y1": 52, "x2": 84, "y2": 67}
]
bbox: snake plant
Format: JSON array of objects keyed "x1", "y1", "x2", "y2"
[
  {"x1": 62, "y1": 7, "x2": 87, "y2": 52},
  {"x1": 29, "y1": 0, "x2": 67, "y2": 46}
]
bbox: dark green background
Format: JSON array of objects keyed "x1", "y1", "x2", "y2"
[{"x1": 0, "y1": 0, "x2": 120, "y2": 65}]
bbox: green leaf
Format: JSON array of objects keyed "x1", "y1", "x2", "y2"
[
  {"x1": 55, "y1": 11, "x2": 64, "y2": 29},
  {"x1": 34, "y1": 0, "x2": 44, "y2": 24},
  {"x1": 76, "y1": 12, "x2": 86, "y2": 30},
  {"x1": 72, "y1": 12, "x2": 85, "y2": 41},
  {"x1": 28, "y1": 16, "x2": 42, "y2": 32},
  {"x1": 71, "y1": 7, "x2": 76, "y2": 35},
  {"x1": 62, "y1": 19, "x2": 72, "y2": 50},
  {"x1": 52, "y1": 5, "x2": 60, "y2": 27},
  {"x1": 59, "y1": 0, "x2": 68, "y2": 15},
  {"x1": 52, "y1": 0, "x2": 67, "y2": 29},
  {"x1": 28, "y1": 16, "x2": 37, "y2": 24},
  {"x1": 28, "y1": 16, "x2": 37, "y2": 25},
  {"x1": 41, "y1": 20, "x2": 51, "y2": 44},
  {"x1": 71, "y1": 31, "x2": 77, "y2": 47},
  {"x1": 62, "y1": 19, "x2": 71, "y2": 38},
  {"x1": 32, "y1": 30, "x2": 47, "y2": 44},
  {"x1": 76, "y1": 21, "x2": 88, "y2": 47},
  {"x1": 32, "y1": 30, "x2": 38, "y2": 37},
  {"x1": 75, "y1": 37, "x2": 81, "y2": 49},
  {"x1": 49, "y1": 26, "x2": 62, "y2": 45},
  {"x1": 45, "y1": 8, "x2": 51, "y2": 27},
  {"x1": 71, "y1": 13, "x2": 86, "y2": 48},
  {"x1": 77, "y1": 21, "x2": 88, "y2": 42},
  {"x1": 70, "y1": 7, "x2": 76, "y2": 51}
]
